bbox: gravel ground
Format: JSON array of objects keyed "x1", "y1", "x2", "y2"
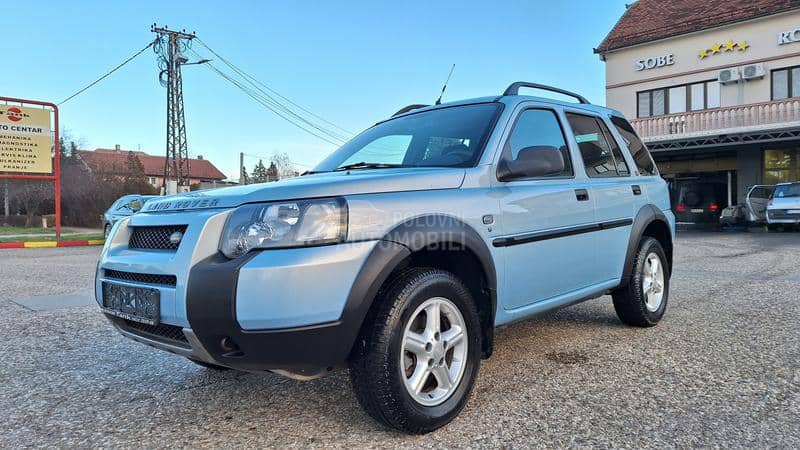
[{"x1": 1, "y1": 232, "x2": 799, "y2": 448}]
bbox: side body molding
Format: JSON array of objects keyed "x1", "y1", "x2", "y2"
[{"x1": 619, "y1": 204, "x2": 673, "y2": 287}]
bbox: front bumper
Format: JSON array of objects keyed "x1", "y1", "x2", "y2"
[
  {"x1": 767, "y1": 209, "x2": 800, "y2": 224},
  {"x1": 96, "y1": 208, "x2": 391, "y2": 374}
]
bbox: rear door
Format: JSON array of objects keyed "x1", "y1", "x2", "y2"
[
  {"x1": 494, "y1": 105, "x2": 597, "y2": 310},
  {"x1": 564, "y1": 112, "x2": 635, "y2": 284}
]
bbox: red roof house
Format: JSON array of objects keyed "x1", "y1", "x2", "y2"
[
  {"x1": 77, "y1": 146, "x2": 226, "y2": 188},
  {"x1": 596, "y1": 0, "x2": 800, "y2": 53}
]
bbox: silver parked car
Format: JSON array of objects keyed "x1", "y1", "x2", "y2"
[
  {"x1": 102, "y1": 195, "x2": 157, "y2": 238},
  {"x1": 766, "y1": 182, "x2": 800, "y2": 230}
]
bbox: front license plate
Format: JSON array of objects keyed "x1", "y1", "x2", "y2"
[
  {"x1": 691, "y1": 208, "x2": 704, "y2": 213},
  {"x1": 788, "y1": 210, "x2": 800, "y2": 214},
  {"x1": 102, "y1": 282, "x2": 160, "y2": 325}
]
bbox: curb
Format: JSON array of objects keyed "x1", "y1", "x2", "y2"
[{"x1": 0, "y1": 239, "x2": 105, "y2": 249}]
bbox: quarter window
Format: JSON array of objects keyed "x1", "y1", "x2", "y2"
[
  {"x1": 566, "y1": 113, "x2": 629, "y2": 178},
  {"x1": 610, "y1": 116, "x2": 657, "y2": 176},
  {"x1": 502, "y1": 109, "x2": 573, "y2": 178}
]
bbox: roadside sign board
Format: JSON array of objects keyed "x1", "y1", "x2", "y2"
[{"x1": 0, "y1": 105, "x2": 52, "y2": 173}]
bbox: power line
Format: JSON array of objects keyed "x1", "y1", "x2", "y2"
[
  {"x1": 202, "y1": 60, "x2": 343, "y2": 145},
  {"x1": 192, "y1": 48, "x2": 349, "y2": 144},
  {"x1": 194, "y1": 38, "x2": 353, "y2": 136},
  {"x1": 59, "y1": 40, "x2": 156, "y2": 105},
  {"x1": 198, "y1": 57, "x2": 346, "y2": 146}
]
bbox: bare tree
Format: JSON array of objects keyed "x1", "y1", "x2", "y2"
[
  {"x1": 11, "y1": 180, "x2": 52, "y2": 227},
  {"x1": 270, "y1": 152, "x2": 297, "y2": 180}
]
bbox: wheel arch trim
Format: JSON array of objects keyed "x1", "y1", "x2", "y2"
[
  {"x1": 620, "y1": 204, "x2": 673, "y2": 286},
  {"x1": 344, "y1": 214, "x2": 498, "y2": 359}
]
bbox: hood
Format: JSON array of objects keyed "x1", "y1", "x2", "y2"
[{"x1": 143, "y1": 167, "x2": 466, "y2": 212}]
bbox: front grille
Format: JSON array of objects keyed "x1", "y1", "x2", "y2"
[
  {"x1": 129, "y1": 225, "x2": 187, "y2": 250},
  {"x1": 768, "y1": 210, "x2": 799, "y2": 220},
  {"x1": 104, "y1": 269, "x2": 177, "y2": 287},
  {"x1": 114, "y1": 318, "x2": 190, "y2": 348}
]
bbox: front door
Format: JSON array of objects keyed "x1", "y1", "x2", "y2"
[{"x1": 495, "y1": 107, "x2": 597, "y2": 310}]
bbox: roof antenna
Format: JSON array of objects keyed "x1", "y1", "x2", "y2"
[{"x1": 435, "y1": 64, "x2": 456, "y2": 105}]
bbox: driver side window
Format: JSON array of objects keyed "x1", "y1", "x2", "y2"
[{"x1": 502, "y1": 109, "x2": 573, "y2": 177}]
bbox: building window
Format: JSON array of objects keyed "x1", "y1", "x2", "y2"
[
  {"x1": 764, "y1": 149, "x2": 800, "y2": 184},
  {"x1": 637, "y1": 80, "x2": 720, "y2": 118},
  {"x1": 147, "y1": 176, "x2": 157, "y2": 185},
  {"x1": 771, "y1": 66, "x2": 800, "y2": 100}
]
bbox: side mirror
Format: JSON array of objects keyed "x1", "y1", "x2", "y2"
[
  {"x1": 497, "y1": 146, "x2": 565, "y2": 181},
  {"x1": 129, "y1": 199, "x2": 143, "y2": 212}
]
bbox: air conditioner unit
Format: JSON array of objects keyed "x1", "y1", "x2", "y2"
[
  {"x1": 718, "y1": 68, "x2": 741, "y2": 84},
  {"x1": 741, "y1": 63, "x2": 766, "y2": 80}
]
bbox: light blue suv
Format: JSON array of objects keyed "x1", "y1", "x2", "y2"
[{"x1": 96, "y1": 82, "x2": 674, "y2": 433}]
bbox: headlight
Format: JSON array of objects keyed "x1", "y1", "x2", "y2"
[{"x1": 220, "y1": 197, "x2": 347, "y2": 259}]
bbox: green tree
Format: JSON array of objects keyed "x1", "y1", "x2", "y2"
[
  {"x1": 122, "y1": 152, "x2": 154, "y2": 194},
  {"x1": 252, "y1": 160, "x2": 268, "y2": 183}
]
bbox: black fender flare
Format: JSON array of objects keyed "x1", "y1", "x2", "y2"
[
  {"x1": 620, "y1": 204, "x2": 673, "y2": 286},
  {"x1": 344, "y1": 215, "x2": 498, "y2": 359}
]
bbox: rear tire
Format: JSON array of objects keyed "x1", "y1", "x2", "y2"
[
  {"x1": 612, "y1": 237, "x2": 669, "y2": 327},
  {"x1": 349, "y1": 268, "x2": 482, "y2": 434}
]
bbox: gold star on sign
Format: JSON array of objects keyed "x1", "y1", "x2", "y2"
[
  {"x1": 737, "y1": 41, "x2": 749, "y2": 51},
  {"x1": 698, "y1": 49, "x2": 709, "y2": 59},
  {"x1": 723, "y1": 40, "x2": 735, "y2": 51},
  {"x1": 710, "y1": 43, "x2": 722, "y2": 54}
]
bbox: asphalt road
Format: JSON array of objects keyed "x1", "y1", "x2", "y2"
[{"x1": 1, "y1": 231, "x2": 799, "y2": 448}]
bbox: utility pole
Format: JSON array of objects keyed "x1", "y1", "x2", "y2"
[
  {"x1": 151, "y1": 24, "x2": 199, "y2": 195},
  {"x1": 240, "y1": 152, "x2": 247, "y2": 185}
]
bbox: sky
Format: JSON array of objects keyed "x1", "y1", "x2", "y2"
[{"x1": 2, "y1": 0, "x2": 629, "y2": 180}]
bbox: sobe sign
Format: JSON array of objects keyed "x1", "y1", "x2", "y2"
[
  {"x1": 635, "y1": 54, "x2": 674, "y2": 71},
  {"x1": 0, "y1": 105, "x2": 52, "y2": 173}
]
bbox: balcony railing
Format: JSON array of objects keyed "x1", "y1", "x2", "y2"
[{"x1": 631, "y1": 99, "x2": 800, "y2": 142}]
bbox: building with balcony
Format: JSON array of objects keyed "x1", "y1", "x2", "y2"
[{"x1": 596, "y1": 0, "x2": 800, "y2": 209}]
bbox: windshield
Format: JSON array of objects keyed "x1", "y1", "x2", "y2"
[
  {"x1": 774, "y1": 183, "x2": 800, "y2": 198},
  {"x1": 314, "y1": 103, "x2": 502, "y2": 172}
]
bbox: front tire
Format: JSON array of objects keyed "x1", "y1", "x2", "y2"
[
  {"x1": 612, "y1": 237, "x2": 669, "y2": 327},
  {"x1": 349, "y1": 268, "x2": 482, "y2": 433}
]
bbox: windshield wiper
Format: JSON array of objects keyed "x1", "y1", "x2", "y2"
[{"x1": 334, "y1": 162, "x2": 405, "y2": 171}]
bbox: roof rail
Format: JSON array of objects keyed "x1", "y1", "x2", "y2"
[
  {"x1": 392, "y1": 104, "x2": 430, "y2": 117},
  {"x1": 502, "y1": 82, "x2": 590, "y2": 104}
]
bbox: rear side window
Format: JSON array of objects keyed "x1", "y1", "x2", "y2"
[
  {"x1": 610, "y1": 116, "x2": 657, "y2": 176},
  {"x1": 565, "y1": 113, "x2": 629, "y2": 178},
  {"x1": 503, "y1": 108, "x2": 573, "y2": 177}
]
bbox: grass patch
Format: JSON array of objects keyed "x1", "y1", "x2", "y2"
[
  {"x1": 0, "y1": 226, "x2": 75, "y2": 235},
  {"x1": 0, "y1": 233, "x2": 104, "y2": 243}
]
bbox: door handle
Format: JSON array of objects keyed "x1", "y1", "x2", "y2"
[
  {"x1": 631, "y1": 185, "x2": 642, "y2": 196},
  {"x1": 575, "y1": 189, "x2": 590, "y2": 201}
]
